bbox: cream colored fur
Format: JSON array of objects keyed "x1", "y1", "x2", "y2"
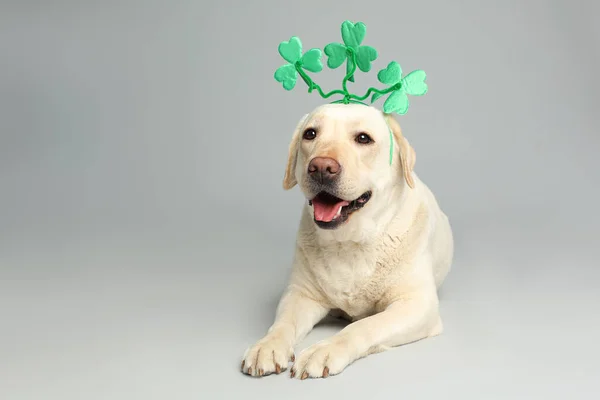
[{"x1": 241, "y1": 104, "x2": 453, "y2": 379}]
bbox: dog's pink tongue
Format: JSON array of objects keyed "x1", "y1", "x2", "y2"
[{"x1": 312, "y1": 199, "x2": 350, "y2": 222}]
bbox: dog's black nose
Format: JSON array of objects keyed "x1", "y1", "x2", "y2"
[{"x1": 308, "y1": 157, "x2": 341, "y2": 184}]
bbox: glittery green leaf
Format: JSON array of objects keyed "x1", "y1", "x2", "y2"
[
  {"x1": 301, "y1": 48, "x2": 323, "y2": 73},
  {"x1": 355, "y1": 45, "x2": 377, "y2": 72},
  {"x1": 341, "y1": 21, "x2": 366, "y2": 50},
  {"x1": 274, "y1": 64, "x2": 298, "y2": 90},
  {"x1": 278, "y1": 37, "x2": 302, "y2": 64},
  {"x1": 324, "y1": 43, "x2": 347, "y2": 69},
  {"x1": 401, "y1": 70, "x2": 428, "y2": 96},
  {"x1": 377, "y1": 61, "x2": 402, "y2": 85},
  {"x1": 383, "y1": 90, "x2": 409, "y2": 115}
]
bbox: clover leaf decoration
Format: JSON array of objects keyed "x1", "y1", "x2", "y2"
[
  {"x1": 274, "y1": 37, "x2": 323, "y2": 90},
  {"x1": 273, "y1": 20, "x2": 428, "y2": 117},
  {"x1": 323, "y1": 21, "x2": 378, "y2": 82},
  {"x1": 371, "y1": 61, "x2": 428, "y2": 115}
]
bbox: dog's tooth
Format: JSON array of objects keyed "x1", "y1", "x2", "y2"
[{"x1": 335, "y1": 205, "x2": 342, "y2": 217}]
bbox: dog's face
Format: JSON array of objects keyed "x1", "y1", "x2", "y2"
[{"x1": 283, "y1": 104, "x2": 416, "y2": 230}]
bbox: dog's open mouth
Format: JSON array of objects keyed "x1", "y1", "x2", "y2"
[{"x1": 308, "y1": 191, "x2": 372, "y2": 229}]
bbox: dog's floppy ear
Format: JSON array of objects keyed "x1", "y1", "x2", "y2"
[
  {"x1": 283, "y1": 114, "x2": 309, "y2": 190},
  {"x1": 384, "y1": 113, "x2": 416, "y2": 189}
]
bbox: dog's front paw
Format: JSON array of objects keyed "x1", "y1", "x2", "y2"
[
  {"x1": 291, "y1": 337, "x2": 353, "y2": 379},
  {"x1": 241, "y1": 337, "x2": 294, "y2": 377}
]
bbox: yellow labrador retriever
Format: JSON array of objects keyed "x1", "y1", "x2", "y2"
[{"x1": 241, "y1": 103, "x2": 453, "y2": 379}]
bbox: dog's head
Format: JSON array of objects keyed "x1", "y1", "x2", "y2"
[{"x1": 283, "y1": 103, "x2": 416, "y2": 230}]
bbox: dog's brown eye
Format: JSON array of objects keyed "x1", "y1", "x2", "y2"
[
  {"x1": 355, "y1": 133, "x2": 373, "y2": 144},
  {"x1": 303, "y1": 129, "x2": 317, "y2": 140}
]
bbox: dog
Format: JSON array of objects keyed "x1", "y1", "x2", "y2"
[{"x1": 241, "y1": 103, "x2": 453, "y2": 379}]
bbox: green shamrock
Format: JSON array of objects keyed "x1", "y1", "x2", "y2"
[
  {"x1": 323, "y1": 21, "x2": 378, "y2": 82},
  {"x1": 274, "y1": 36, "x2": 323, "y2": 91},
  {"x1": 371, "y1": 61, "x2": 428, "y2": 115}
]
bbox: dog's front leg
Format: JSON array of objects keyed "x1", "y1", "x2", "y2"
[
  {"x1": 241, "y1": 286, "x2": 329, "y2": 377},
  {"x1": 291, "y1": 284, "x2": 441, "y2": 379}
]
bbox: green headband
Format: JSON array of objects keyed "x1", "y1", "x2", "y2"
[
  {"x1": 274, "y1": 20, "x2": 428, "y2": 164},
  {"x1": 274, "y1": 20, "x2": 428, "y2": 114}
]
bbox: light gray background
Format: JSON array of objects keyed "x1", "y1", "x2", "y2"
[{"x1": 1, "y1": 1, "x2": 599, "y2": 399}]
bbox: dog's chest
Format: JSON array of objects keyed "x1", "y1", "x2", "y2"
[{"x1": 310, "y1": 243, "x2": 386, "y2": 318}]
